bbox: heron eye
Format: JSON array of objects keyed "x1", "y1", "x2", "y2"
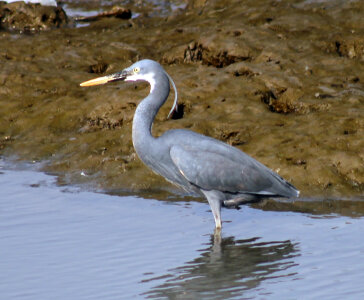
[{"x1": 133, "y1": 67, "x2": 140, "y2": 73}]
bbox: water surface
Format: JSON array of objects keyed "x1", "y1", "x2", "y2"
[{"x1": 1, "y1": 164, "x2": 363, "y2": 299}]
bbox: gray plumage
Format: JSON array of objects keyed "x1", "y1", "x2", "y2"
[{"x1": 81, "y1": 59, "x2": 299, "y2": 230}]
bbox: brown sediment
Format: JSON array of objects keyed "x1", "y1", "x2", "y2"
[
  {"x1": 0, "y1": 1, "x2": 67, "y2": 32},
  {"x1": 0, "y1": 0, "x2": 363, "y2": 198}
]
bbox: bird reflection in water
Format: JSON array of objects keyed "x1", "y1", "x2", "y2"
[{"x1": 143, "y1": 234, "x2": 299, "y2": 299}]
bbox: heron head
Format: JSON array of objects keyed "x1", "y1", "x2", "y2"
[
  {"x1": 80, "y1": 59, "x2": 160, "y2": 87},
  {"x1": 80, "y1": 59, "x2": 178, "y2": 118}
]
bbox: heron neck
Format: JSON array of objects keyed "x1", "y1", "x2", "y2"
[{"x1": 132, "y1": 72, "x2": 170, "y2": 153}]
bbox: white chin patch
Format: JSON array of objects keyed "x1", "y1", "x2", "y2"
[{"x1": 125, "y1": 73, "x2": 156, "y2": 93}]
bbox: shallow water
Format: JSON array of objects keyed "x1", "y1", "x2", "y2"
[
  {"x1": 1, "y1": 164, "x2": 364, "y2": 299},
  {"x1": 61, "y1": 0, "x2": 186, "y2": 19}
]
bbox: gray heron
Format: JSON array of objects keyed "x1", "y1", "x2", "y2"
[{"x1": 80, "y1": 59, "x2": 299, "y2": 230}]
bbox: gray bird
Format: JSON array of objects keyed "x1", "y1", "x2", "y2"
[{"x1": 80, "y1": 59, "x2": 299, "y2": 230}]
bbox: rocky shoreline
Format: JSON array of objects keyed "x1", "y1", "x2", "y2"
[{"x1": 0, "y1": 0, "x2": 363, "y2": 198}]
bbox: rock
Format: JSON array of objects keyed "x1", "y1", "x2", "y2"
[
  {"x1": 323, "y1": 35, "x2": 364, "y2": 61},
  {"x1": 226, "y1": 61, "x2": 261, "y2": 77},
  {"x1": 88, "y1": 62, "x2": 109, "y2": 74},
  {"x1": 163, "y1": 34, "x2": 254, "y2": 67},
  {"x1": 0, "y1": 1, "x2": 67, "y2": 32},
  {"x1": 75, "y1": 6, "x2": 132, "y2": 23},
  {"x1": 258, "y1": 87, "x2": 331, "y2": 114}
]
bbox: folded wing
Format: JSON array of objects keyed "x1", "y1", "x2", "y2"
[{"x1": 170, "y1": 144, "x2": 297, "y2": 197}]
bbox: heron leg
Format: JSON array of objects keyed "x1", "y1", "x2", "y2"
[
  {"x1": 223, "y1": 194, "x2": 261, "y2": 209},
  {"x1": 201, "y1": 190, "x2": 222, "y2": 229}
]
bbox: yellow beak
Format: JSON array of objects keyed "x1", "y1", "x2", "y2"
[
  {"x1": 80, "y1": 70, "x2": 128, "y2": 87},
  {"x1": 80, "y1": 75, "x2": 114, "y2": 87}
]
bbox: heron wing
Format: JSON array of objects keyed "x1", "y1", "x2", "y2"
[{"x1": 169, "y1": 145, "x2": 278, "y2": 195}]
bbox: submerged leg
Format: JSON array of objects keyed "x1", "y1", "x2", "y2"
[{"x1": 201, "y1": 189, "x2": 222, "y2": 229}]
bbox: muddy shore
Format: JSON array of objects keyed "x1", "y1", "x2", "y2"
[{"x1": 0, "y1": 0, "x2": 363, "y2": 199}]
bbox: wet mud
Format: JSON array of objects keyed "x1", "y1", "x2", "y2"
[{"x1": 0, "y1": 0, "x2": 363, "y2": 198}]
